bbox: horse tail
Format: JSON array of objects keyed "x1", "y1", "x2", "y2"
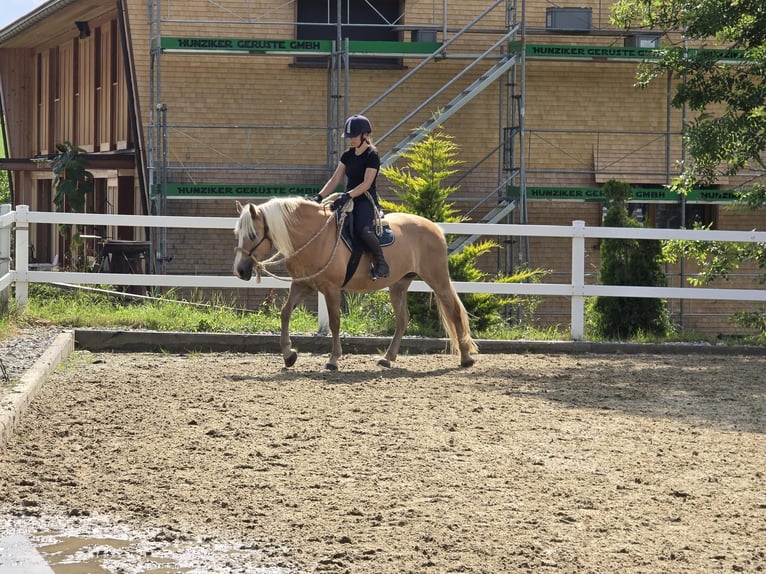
[{"x1": 436, "y1": 284, "x2": 479, "y2": 357}]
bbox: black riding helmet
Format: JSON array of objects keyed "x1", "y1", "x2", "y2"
[{"x1": 343, "y1": 114, "x2": 372, "y2": 138}]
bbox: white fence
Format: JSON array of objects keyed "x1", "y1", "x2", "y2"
[{"x1": 3, "y1": 204, "x2": 766, "y2": 340}]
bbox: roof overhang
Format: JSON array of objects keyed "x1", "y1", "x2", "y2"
[
  {"x1": 0, "y1": 0, "x2": 116, "y2": 48},
  {"x1": 0, "y1": 0, "x2": 76, "y2": 44}
]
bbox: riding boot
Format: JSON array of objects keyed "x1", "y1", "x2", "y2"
[{"x1": 359, "y1": 226, "x2": 390, "y2": 280}]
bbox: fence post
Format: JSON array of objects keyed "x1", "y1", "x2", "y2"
[
  {"x1": 14, "y1": 205, "x2": 29, "y2": 307},
  {"x1": 0, "y1": 204, "x2": 10, "y2": 312},
  {"x1": 570, "y1": 220, "x2": 586, "y2": 341}
]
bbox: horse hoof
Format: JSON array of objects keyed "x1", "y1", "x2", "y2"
[
  {"x1": 378, "y1": 358, "x2": 392, "y2": 368},
  {"x1": 284, "y1": 350, "x2": 298, "y2": 368},
  {"x1": 324, "y1": 362, "x2": 338, "y2": 371},
  {"x1": 460, "y1": 357, "x2": 475, "y2": 368}
]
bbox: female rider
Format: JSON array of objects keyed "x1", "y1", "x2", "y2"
[{"x1": 313, "y1": 114, "x2": 390, "y2": 280}]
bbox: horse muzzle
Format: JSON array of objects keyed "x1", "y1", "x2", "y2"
[{"x1": 234, "y1": 257, "x2": 254, "y2": 281}]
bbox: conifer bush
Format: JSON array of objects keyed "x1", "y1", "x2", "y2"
[
  {"x1": 588, "y1": 180, "x2": 671, "y2": 339},
  {"x1": 380, "y1": 127, "x2": 546, "y2": 334}
]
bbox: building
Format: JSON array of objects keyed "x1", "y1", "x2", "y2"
[{"x1": 0, "y1": 0, "x2": 763, "y2": 334}]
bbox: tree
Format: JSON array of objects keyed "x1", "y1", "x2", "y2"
[
  {"x1": 380, "y1": 126, "x2": 546, "y2": 334},
  {"x1": 611, "y1": 1, "x2": 766, "y2": 333},
  {"x1": 611, "y1": 0, "x2": 766, "y2": 201},
  {"x1": 52, "y1": 141, "x2": 94, "y2": 215},
  {"x1": 588, "y1": 180, "x2": 671, "y2": 339},
  {"x1": 51, "y1": 141, "x2": 95, "y2": 269},
  {"x1": 381, "y1": 128, "x2": 463, "y2": 224}
]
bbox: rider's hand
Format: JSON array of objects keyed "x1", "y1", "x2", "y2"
[
  {"x1": 311, "y1": 194, "x2": 323, "y2": 203},
  {"x1": 331, "y1": 193, "x2": 351, "y2": 212}
]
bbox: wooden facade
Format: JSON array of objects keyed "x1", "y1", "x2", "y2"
[
  {"x1": 1, "y1": 0, "x2": 764, "y2": 335},
  {"x1": 0, "y1": 0, "x2": 137, "y2": 268}
]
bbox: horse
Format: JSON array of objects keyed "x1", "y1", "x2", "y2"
[{"x1": 232, "y1": 197, "x2": 477, "y2": 370}]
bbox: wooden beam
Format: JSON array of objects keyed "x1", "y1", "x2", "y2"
[{"x1": 0, "y1": 152, "x2": 135, "y2": 172}]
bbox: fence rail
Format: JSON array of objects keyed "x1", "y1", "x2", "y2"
[{"x1": 4, "y1": 205, "x2": 766, "y2": 340}]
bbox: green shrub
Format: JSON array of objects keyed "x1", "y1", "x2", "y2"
[
  {"x1": 588, "y1": 180, "x2": 672, "y2": 339},
  {"x1": 381, "y1": 126, "x2": 547, "y2": 335}
]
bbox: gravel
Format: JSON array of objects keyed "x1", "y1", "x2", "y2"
[{"x1": 0, "y1": 328, "x2": 67, "y2": 383}]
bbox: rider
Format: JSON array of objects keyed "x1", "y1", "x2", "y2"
[{"x1": 313, "y1": 114, "x2": 390, "y2": 280}]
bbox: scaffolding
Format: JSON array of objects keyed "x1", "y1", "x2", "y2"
[
  {"x1": 146, "y1": 0, "x2": 527, "y2": 274},
  {"x1": 145, "y1": 1, "x2": 695, "y2": 282}
]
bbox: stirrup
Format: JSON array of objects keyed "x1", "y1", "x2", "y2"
[{"x1": 370, "y1": 262, "x2": 390, "y2": 281}]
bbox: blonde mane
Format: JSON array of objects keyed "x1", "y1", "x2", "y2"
[{"x1": 236, "y1": 197, "x2": 307, "y2": 256}]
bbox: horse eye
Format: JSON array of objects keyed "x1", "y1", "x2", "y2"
[{"x1": 248, "y1": 231, "x2": 257, "y2": 241}]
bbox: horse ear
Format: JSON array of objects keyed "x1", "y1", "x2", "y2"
[
  {"x1": 236, "y1": 200, "x2": 244, "y2": 214},
  {"x1": 248, "y1": 203, "x2": 258, "y2": 218}
]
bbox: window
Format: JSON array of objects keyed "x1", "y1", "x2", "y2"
[
  {"x1": 654, "y1": 203, "x2": 715, "y2": 229},
  {"x1": 627, "y1": 203, "x2": 647, "y2": 224},
  {"x1": 296, "y1": 0, "x2": 403, "y2": 68},
  {"x1": 648, "y1": 203, "x2": 717, "y2": 229},
  {"x1": 621, "y1": 185, "x2": 718, "y2": 229}
]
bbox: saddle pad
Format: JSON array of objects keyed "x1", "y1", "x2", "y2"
[{"x1": 337, "y1": 213, "x2": 395, "y2": 251}]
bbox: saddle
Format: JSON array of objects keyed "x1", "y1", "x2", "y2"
[{"x1": 336, "y1": 210, "x2": 395, "y2": 286}]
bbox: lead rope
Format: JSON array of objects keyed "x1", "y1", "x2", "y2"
[{"x1": 249, "y1": 206, "x2": 348, "y2": 283}]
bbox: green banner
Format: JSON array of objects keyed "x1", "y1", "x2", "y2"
[
  {"x1": 157, "y1": 183, "x2": 739, "y2": 203},
  {"x1": 508, "y1": 186, "x2": 740, "y2": 204},
  {"x1": 518, "y1": 43, "x2": 747, "y2": 62},
  {"x1": 161, "y1": 37, "x2": 745, "y2": 61},
  {"x1": 346, "y1": 40, "x2": 442, "y2": 54},
  {"x1": 159, "y1": 37, "x2": 441, "y2": 55},
  {"x1": 160, "y1": 37, "x2": 333, "y2": 54},
  {"x1": 157, "y1": 184, "x2": 323, "y2": 198}
]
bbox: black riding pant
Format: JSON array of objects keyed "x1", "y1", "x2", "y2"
[{"x1": 351, "y1": 195, "x2": 377, "y2": 236}]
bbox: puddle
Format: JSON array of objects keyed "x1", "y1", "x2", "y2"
[{"x1": 0, "y1": 512, "x2": 295, "y2": 573}]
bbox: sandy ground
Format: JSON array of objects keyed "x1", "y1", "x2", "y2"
[{"x1": 0, "y1": 349, "x2": 765, "y2": 573}]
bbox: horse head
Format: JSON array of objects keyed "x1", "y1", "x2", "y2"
[{"x1": 233, "y1": 201, "x2": 270, "y2": 281}]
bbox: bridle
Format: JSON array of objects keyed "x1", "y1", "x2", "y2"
[
  {"x1": 234, "y1": 204, "x2": 348, "y2": 283},
  {"x1": 235, "y1": 218, "x2": 270, "y2": 260}
]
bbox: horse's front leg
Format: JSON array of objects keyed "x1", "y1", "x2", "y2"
[
  {"x1": 379, "y1": 277, "x2": 414, "y2": 368},
  {"x1": 280, "y1": 282, "x2": 314, "y2": 367},
  {"x1": 322, "y1": 288, "x2": 343, "y2": 370}
]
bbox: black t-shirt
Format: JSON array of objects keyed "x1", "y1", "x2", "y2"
[{"x1": 341, "y1": 146, "x2": 380, "y2": 202}]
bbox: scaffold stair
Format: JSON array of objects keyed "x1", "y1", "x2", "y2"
[
  {"x1": 380, "y1": 52, "x2": 520, "y2": 168},
  {"x1": 448, "y1": 199, "x2": 517, "y2": 254}
]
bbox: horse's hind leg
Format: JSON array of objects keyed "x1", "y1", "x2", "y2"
[
  {"x1": 280, "y1": 282, "x2": 314, "y2": 367},
  {"x1": 379, "y1": 276, "x2": 414, "y2": 368},
  {"x1": 420, "y1": 270, "x2": 478, "y2": 368},
  {"x1": 434, "y1": 284, "x2": 477, "y2": 367},
  {"x1": 322, "y1": 288, "x2": 343, "y2": 370}
]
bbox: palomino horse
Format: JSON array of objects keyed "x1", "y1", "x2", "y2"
[{"x1": 232, "y1": 197, "x2": 477, "y2": 370}]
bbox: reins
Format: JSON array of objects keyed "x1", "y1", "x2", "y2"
[{"x1": 235, "y1": 203, "x2": 349, "y2": 283}]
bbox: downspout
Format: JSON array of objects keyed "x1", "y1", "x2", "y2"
[{"x1": 115, "y1": 0, "x2": 150, "y2": 226}]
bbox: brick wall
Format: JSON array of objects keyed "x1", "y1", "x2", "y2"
[{"x1": 118, "y1": 0, "x2": 766, "y2": 334}]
